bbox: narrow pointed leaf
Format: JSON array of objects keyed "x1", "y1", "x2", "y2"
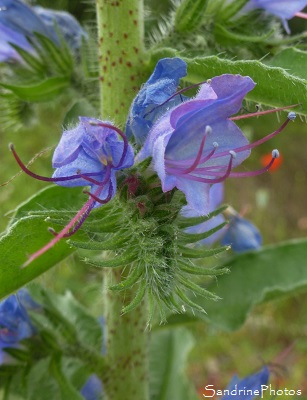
[{"x1": 0, "y1": 76, "x2": 70, "y2": 102}]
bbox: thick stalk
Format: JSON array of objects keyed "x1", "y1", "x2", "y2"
[
  {"x1": 96, "y1": 0, "x2": 146, "y2": 123},
  {"x1": 96, "y1": 1, "x2": 149, "y2": 399},
  {"x1": 103, "y1": 269, "x2": 149, "y2": 400}
]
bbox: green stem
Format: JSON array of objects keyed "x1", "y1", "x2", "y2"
[
  {"x1": 96, "y1": 2, "x2": 149, "y2": 398},
  {"x1": 96, "y1": 0, "x2": 147, "y2": 124},
  {"x1": 103, "y1": 269, "x2": 149, "y2": 400}
]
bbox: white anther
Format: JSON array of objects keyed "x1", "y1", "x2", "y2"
[
  {"x1": 213, "y1": 141, "x2": 218, "y2": 148},
  {"x1": 288, "y1": 111, "x2": 296, "y2": 121},
  {"x1": 272, "y1": 149, "x2": 279, "y2": 158},
  {"x1": 229, "y1": 150, "x2": 237, "y2": 158},
  {"x1": 205, "y1": 125, "x2": 212, "y2": 134}
]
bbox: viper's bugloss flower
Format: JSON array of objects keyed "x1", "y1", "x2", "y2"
[
  {"x1": 221, "y1": 208, "x2": 262, "y2": 253},
  {"x1": 138, "y1": 66, "x2": 294, "y2": 215},
  {"x1": 221, "y1": 366, "x2": 269, "y2": 400},
  {"x1": 243, "y1": 0, "x2": 307, "y2": 33},
  {"x1": 0, "y1": 289, "x2": 37, "y2": 364},
  {"x1": 81, "y1": 374, "x2": 103, "y2": 400},
  {"x1": 182, "y1": 183, "x2": 226, "y2": 245},
  {"x1": 126, "y1": 57, "x2": 187, "y2": 145},
  {"x1": 0, "y1": 0, "x2": 86, "y2": 62},
  {"x1": 10, "y1": 118, "x2": 134, "y2": 265}
]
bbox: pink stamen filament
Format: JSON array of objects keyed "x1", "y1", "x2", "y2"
[
  {"x1": 211, "y1": 116, "x2": 291, "y2": 159},
  {"x1": 22, "y1": 184, "x2": 105, "y2": 268},
  {"x1": 295, "y1": 11, "x2": 307, "y2": 19},
  {"x1": 10, "y1": 144, "x2": 102, "y2": 183},
  {"x1": 230, "y1": 104, "x2": 299, "y2": 121},
  {"x1": 167, "y1": 152, "x2": 235, "y2": 184},
  {"x1": 229, "y1": 152, "x2": 278, "y2": 178},
  {"x1": 178, "y1": 132, "x2": 207, "y2": 174}
]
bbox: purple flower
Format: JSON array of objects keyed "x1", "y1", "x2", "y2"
[
  {"x1": 221, "y1": 209, "x2": 262, "y2": 253},
  {"x1": 137, "y1": 60, "x2": 295, "y2": 215},
  {"x1": 52, "y1": 117, "x2": 134, "y2": 208},
  {"x1": 0, "y1": 0, "x2": 85, "y2": 62},
  {"x1": 221, "y1": 366, "x2": 269, "y2": 400},
  {"x1": 138, "y1": 73, "x2": 255, "y2": 214},
  {"x1": 243, "y1": 0, "x2": 307, "y2": 33},
  {"x1": 80, "y1": 374, "x2": 103, "y2": 400},
  {"x1": 126, "y1": 57, "x2": 187, "y2": 145},
  {"x1": 10, "y1": 118, "x2": 134, "y2": 265},
  {"x1": 0, "y1": 289, "x2": 37, "y2": 364}
]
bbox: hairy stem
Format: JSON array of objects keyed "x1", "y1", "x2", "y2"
[
  {"x1": 96, "y1": 1, "x2": 149, "y2": 399},
  {"x1": 103, "y1": 269, "x2": 149, "y2": 400},
  {"x1": 96, "y1": 0, "x2": 147, "y2": 124}
]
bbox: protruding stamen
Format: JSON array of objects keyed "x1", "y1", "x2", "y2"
[
  {"x1": 83, "y1": 182, "x2": 113, "y2": 205},
  {"x1": 180, "y1": 126, "x2": 211, "y2": 174},
  {"x1": 21, "y1": 184, "x2": 106, "y2": 268},
  {"x1": 288, "y1": 111, "x2": 296, "y2": 121},
  {"x1": 230, "y1": 104, "x2": 299, "y2": 121},
  {"x1": 295, "y1": 11, "x2": 307, "y2": 20},
  {"x1": 230, "y1": 148, "x2": 280, "y2": 178},
  {"x1": 10, "y1": 144, "x2": 100, "y2": 183},
  {"x1": 213, "y1": 115, "x2": 292, "y2": 158}
]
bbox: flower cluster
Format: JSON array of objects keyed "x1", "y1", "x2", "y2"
[
  {"x1": 10, "y1": 57, "x2": 296, "y2": 264},
  {"x1": 0, "y1": 0, "x2": 86, "y2": 63}
]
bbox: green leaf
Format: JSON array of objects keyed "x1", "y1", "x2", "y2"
[
  {"x1": 182, "y1": 56, "x2": 307, "y2": 116},
  {"x1": 27, "y1": 358, "x2": 60, "y2": 400},
  {"x1": 49, "y1": 354, "x2": 84, "y2": 400},
  {"x1": 0, "y1": 186, "x2": 86, "y2": 300},
  {"x1": 193, "y1": 239, "x2": 307, "y2": 331},
  {"x1": 174, "y1": 0, "x2": 209, "y2": 33},
  {"x1": 0, "y1": 76, "x2": 70, "y2": 102},
  {"x1": 269, "y1": 48, "x2": 307, "y2": 80},
  {"x1": 149, "y1": 328, "x2": 198, "y2": 400}
]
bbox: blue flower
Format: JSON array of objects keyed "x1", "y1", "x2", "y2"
[
  {"x1": 243, "y1": 0, "x2": 307, "y2": 33},
  {"x1": 52, "y1": 117, "x2": 134, "y2": 208},
  {"x1": 0, "y1": 0, "x2": 86, "y2": 62},
  {"x1": 10, "y1": 118, "x2": 134, "y2": 264},
  {"x1": 0, "y1": 289, "x2": 37, "y2": 364},
  {"x1": 138, "y1": 72, "x2": 256, "y2": 214},
  {"x1": 221, "y1": 210, "x2": 262, "y2": 253},
  {"x1": 221, "y1": 366, "x2": 269, "y2": 400},
  {"x1": 81, "y1": 374, "x2": 103, "y2": 400},
  {"x1": 126, "y1": 57, "x2": 187, "y2": 145}
]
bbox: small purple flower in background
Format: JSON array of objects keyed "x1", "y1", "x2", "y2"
[
  {"x1": 221, "y1": 207, "x2": 262, "y2": 253},
  {"x1": 138, "y1": 63, "x2": 293, "y2": 215},
  {"x1": 243, "y1": 0, "x2": 307, "y2": 33},
  {"x1": 0, "y1": 289, "x2": 38, "y2": 364},
  {"x1": 221, "y1": 366, "x2": 269, "y2": 400},
  {"x1": 0, "y1": 0, "x2": 86, "y2": 63},
  {"x1": 126, "y1": 57, "x2": 187, "y2": 145},
  {"x1": 10, "y1": 118, "x2": 134, "y2": 265},
  {"x1": 183, "y1": 183, "x2": 262, "y2": 253},
  {"x1": 81, "y1": 374, "x2": 103, "y2": 400}
]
